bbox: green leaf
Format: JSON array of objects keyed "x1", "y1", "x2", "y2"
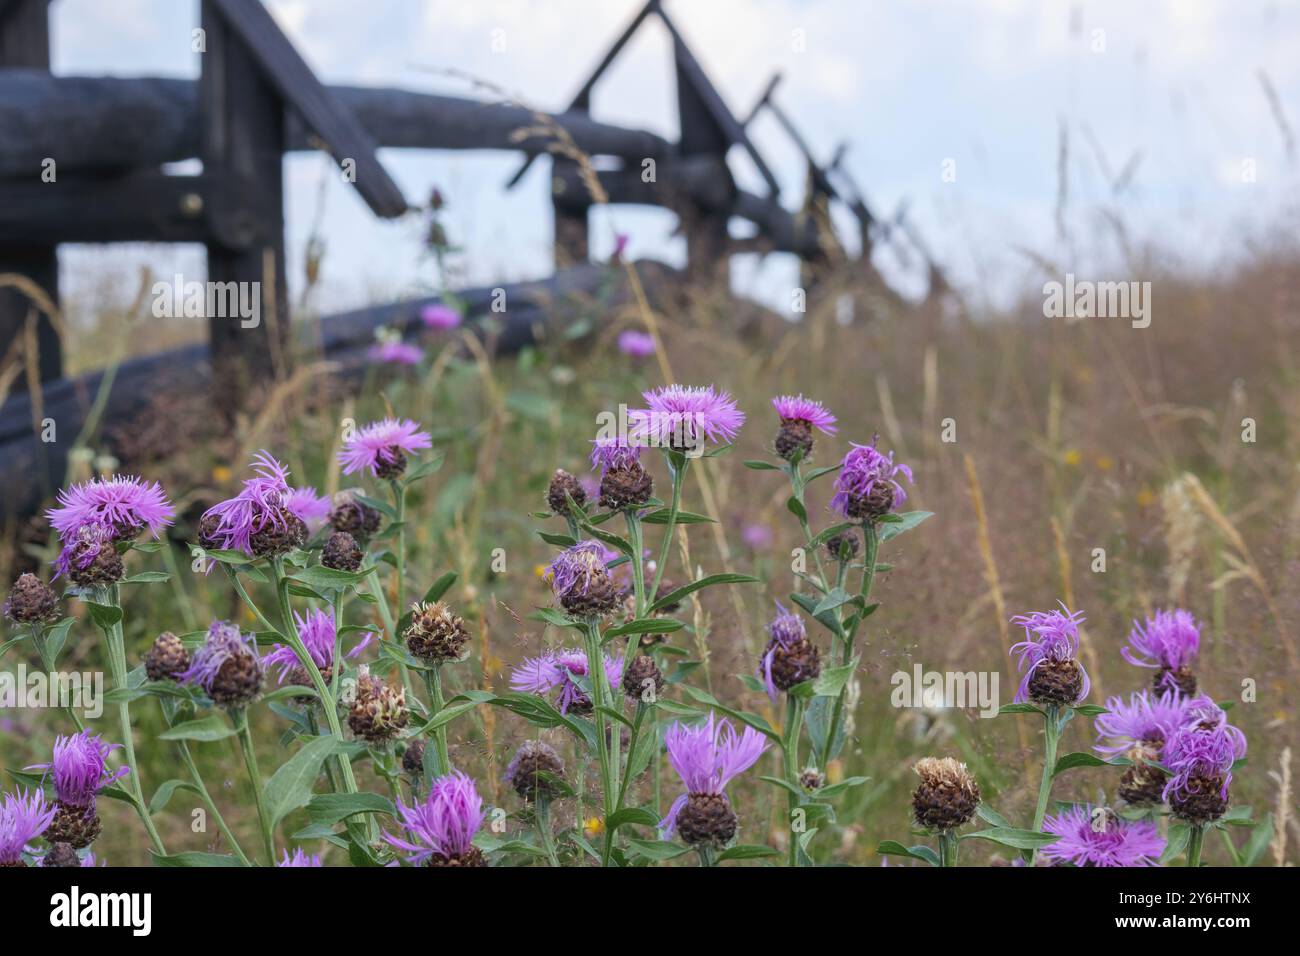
[
  {"x1": 158, "y1": 716, "x2": 236, "y2": 742},
  {"x1": 998, "y1": 703, "x2": 1044, "y2": 716},
  {"x1": 640, "y1": 509, "x2": 715, "y2": 524},
  {"x1": 975, "y1": 804, "x2": 1015, "y2": 829},
  {"x1": 877, "y1": 840, "x2": 937, "y2": 864},
  {"x1": 1160, "y1": 823, "x2": 1191, "y2": 863},
  {"x1": 416, "y1": 695, "x2": 485, "y2": 733},
  {"x1": 150, "y1": 851, "x2": 245, "y2": 867},
  {"x1": 1241, "y1": 814, "x2": 1274, "y2": 866},
  {"x1": 403, "y1": 451, "x2": 446, "y2": 484},
  {"x1": 1053, "y1": 751, "x2": 1115, "y2": 775},
  {"x1": 263, "y1": 684, "x2": 318, "y2": 704},
  {"x1": 148, "y1": 779, "x2": 200, "y2": 814},
  {"x1": 816, "y1": 775, "x2": 870, "y2": 798},
  {"x1": 537, "y1": 531, "x2": 577, "y2": 547},
  {"x1": 353, "y1": 494, "x2": 396, "y2": 520},
  {"x1": 422, "y1": 572, "x2": 458, "y2": 604},
  {"x1": 263, "y1": 736, "x2": 362, "y2": 828},
  {"x1": 122, "y1": 570, "x2": 171, "y2": 584},
  {"x1": 530, "y1": 607, "x2": 580, "y2": 630},
  {"x1": 290, "y1": 566, "x2": 367, "y2": 590},
  {"x1": 681, "y1": 686, "x2": 780, "y2": 741},
  {"x1": 742, "y1": 459, "x2": 780, "y2": 470},
  {"x1": 83, "y1": 601, "x2": 122, "y2": 630},
  {"x1": 877, "y1": 510, "x2": 933, "y2": 542},
  {"x1": 716, "y1": 844, "x2": 781, "y2": 862},
  {"x1": 649, "y1": 573, "x2": 760, "y2": 613},
  {"x1": 807, "y1": 522, "x2": 856, "y2": 550},
  {"x1": 811, "y1": 587, "x2": 857, "y2": 617},
  {"x1": 960, "y1": 827, "x2": 1061, "y2": 849},
  {"x1": 812, "y1": 658, "x2": 858, "y2": 698},
  {"x1": 626, "y1": 838, "x2": 691, "y2": 861},
  {"x1": 1070, "y1": 704, "x2": 1109, "y2": 717},
  {"x1": 606, "y1": 807, "x2": 660, "y2": 833},
  {"x1": 604, "y1": 617, "x2": 685, "y2": 639},
  {"x1": 581, "y1": 524, "x2": 636, "y2": 557},
  {"x1": 306, "y1": 792, "x2": 395, "y2": 827},
  {"x1": 786, "y1": 495, "x2": 808, "y2": 522}
]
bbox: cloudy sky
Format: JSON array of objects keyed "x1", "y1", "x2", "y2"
[{"x1": 48, "y1": 0, "x2": 1300, "y2": 314}]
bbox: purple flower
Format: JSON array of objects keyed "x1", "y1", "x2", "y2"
[
  {"x1": 48, "y1": 475, "x2": 174, "y2": 542},
  {"x1": 612, "y1": 232, "x2": 630, "y2": 261},
  {"x1": 384, "y1": 771, "x2": 485, "y2": 865},
  {"x1": 201, "y1": 452, "x2": 295, "y2": 555},
  {"x1": 369, "y1": 340, "x2": 424, "y2": 365},
  {"x1": 1040, "y1": 805, "x2": 1166, "y2": 867},
  {"x1": 659, "y1": 712, "x2": 767, "y2": 839},
  {"x1": 629, "y1": 384, "x2": 745, "y2": 452},
  {"x1": 545, "y1": 541, "x2": 609, "y2": 604},
  {"x1": 741, "y1": 523, "x2": 773, "y2": 550},
  {"x1": 510, "y1": 648, "x2": 622, "y2": 714},
  {"x1": 589, "y1": 436, "x2": 643, "y2": 477},
  {"x1": 829, "y1": 440, "x2": 913, "y2": 518},
  {"x1": 338, "y1": 418, "x2": 433, "y2": 478},
  {"x1": 1162, "y1": 702, "x2": 1247, "y2": 802},
  {"x1": 28, "y1": 731, "x2": 128, "y2": 808},
  {"x1": 278, "y1": 848, "x2": 322, "y2": 867},
  {"x1": 772, "y1": 394, "x2": 837, "y2": 434},
  {"x1": 0, "y1": 789, "x2": 56, "y2": 865},
  {"x1": 1009, "y1": 604, "x2": 1090, "y2": 704},
  {"x1": 1121, "y1": 609, "x2": 1200, "y2": 689},
  {"x1": 263, "y1": 608, "x2": 371, "y2": 685},
  {"x1": 180, "y1": 620, "x2": 257, "y2": 692},
  {"x1": 421, "y1": 303, "x2": 462, "y2": 331},
  {"x1": 1094, "y1": 690, "x2": 1188, "y2": 756},
  {"x1": 52, "y1": 523, "x2": 115, "y2": 580},
  {"x1": 758, "y1": 603, "x2": 805, "y2": 702},
  {"x1": 284, "y1": 487, "x2": 331, "y2": 530},
  {"x1": 617, "y1": 330, "x2": 655, "y2": 358}
]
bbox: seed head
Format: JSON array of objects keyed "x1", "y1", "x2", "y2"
[
  {"x1": 144, "y1": 632, "x2": 190, "y2": 682},
  {"x1": 3, "y1": 573, "x2": 59, "y2": 625},
  {"x1": 911, "y1": 757, "x2": 980, "y2": 831},
  {"x1": 505, "y1": 740, "x2": 566, "y2": 802},
  {"x1": 546, "y1": 469, "x2": 587, "y2": 517},
  {"x1": 622, "y1": 654, "x2": 664, "y2": 703},
  {"x1": 404, "y1": 601, "x2": 470, "y2": 664},
  {"x1": 348, "y1": 668, "x2": 409, "y2": 742},
  {"x1": 322, "y1": 531, "x2": 363, "y2": 572}
]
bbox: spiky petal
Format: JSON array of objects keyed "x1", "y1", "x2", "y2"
[
  {"x1": 1009, "y1": 604, "x2": 1090, "y2": 704},
  {"x1": 659, "y1": 712, "x2": 767, "y2": 839},
  {"x1": 1040, "y1": 805, "x2": 1166, "y2": 867},
  {"x1": 384, "y1": 771, "x2": 485, "y2": 865},
  {"x1": 338, "y1": 418, "x2": 433, "y2": 477},
  {"x1": 629, "y1": 384, "x2": 745, "y2": 451},
  {"x1": 772, "y1": 394, "x2": 837, "y2": 434}
]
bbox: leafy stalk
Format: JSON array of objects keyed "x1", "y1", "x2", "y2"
[
  {"x1": 1028, "y1": 704, "x2": 1061, "y2": 864},
  {"x1": 233, "y1": 706, "x2": 276, "y2": 864}
]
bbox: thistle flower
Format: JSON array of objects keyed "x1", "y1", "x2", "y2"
[
  {"x1": 421, "y1": 303, "x2": 462, "y2": 330},
  {"x1": 200, "y1": 452, "x2": 306, "y2": 558},
  {"x1": 659, "y1": 713, "x2": 767, "y2": 846},
  {"x1": 47, "y1": 475, "x2": 174, "y2": 543},
  {"x1": 328, "y1": 490, "x2": 382, "y2": 542},
  {"x1": 321, "y1": 530, "x2": 363, "y2": 572},
  {"x1": 0, "y1": 789, "x2": 55, "y2": 866},
  {"x1": 181, "y1": 620, "x2": 264, "y2": 708},
  {"x1": 911, "y1": 757, "x2": 981, "y2": 831},
  {"x1": 771, "y1": 394, "x2": 837, "y2": 462},
  {"x1": 591, "y1": 436, "x2": 652, "y2": 510},
  {"x1": 338, "y1": 418, "x2": 432, "y2": 480},
  {"x1": 622, "y1": 654, "x2": 664, "y2": 702},
  {"x1": 404, "y1": 601, "x2": 470, "y2": 664},
  {"x1": 144, "y1": 631, "x2": 190, "y2": 682},
  {"x1": 1010, "y1": 604, "x2": 1090, "y2": 706},
  {"x1": 629, "y1": 384, "x2": 745, "y2": 452},
  {"x1": 263, "y1": 608, "x2": 370, "y2": 689},
  {"x1": 1040, "y1": 806, "x2": 1166, "y2": 867},
  {"x1": 369, "y1": 340, "x2": 424, "y2": 366},
  {"x1": 278, "y1": 848, "x2": 322, "y2": 867},
  {"x1": 348, "y1": 666, "x2": 409, "y2": 742},
  {"x1": 384, "y1": 771, "x2": 486, "y2": 866},
  {"x1": 510, "y1": 649, "x2": 622, "y2": 715},
  {"x1": 1121, "y1": 608, "x2": 1201, "y2": 695},
  {"x1": 546, "y1": 469, "x2": 587, "y2": 517},
  {"x1": 741, "y1": 522, "x2": 773, "y2": 551},
  {"x1": 1095, "y1": 689, "x2": 1188, "y2": 805},
  {"x1": 546, "y1": 541, "x2": 621, "y2": 618},
  {"x1": 830, "y1": 440, "x2": 913, "y2": 520},
  {"x1": 505, "y1": 740, "x2": 566, "y2": 803},
  {"x1": 758, "y1": 602, "x2": 820, "y2": 702},
  {"x1": 40, "y1": 843, "x2": 83, "y2": 868},
  {"x1": 3, "y1": 573, "x2": 59, "y2": 625},
  {"x1": 617, "y1": 329, "x2": 655, "y2": 358},
  {"x1": 1162, "y1": 709, "x2": 1247, "y2": 824},
  {"x1": 30, "y1": 731, "x2": 128, "y2": 809},
  {"x1": 55, "y1": 524, "x2": 123, "y2": 586},
  {"x1": 283, "y1": 487, "x2": 332, "y2": 531}
]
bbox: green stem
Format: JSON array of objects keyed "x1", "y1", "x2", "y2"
[
  {"x1": 234, "y1": 707, "x2": 276, "y2": 865},
  {"x1": 785, "y1": 693, "x2": 806, "y2": 867},
  {"x1": 30, "y1": 624, "x2": 84, "y2": 731},
  {"x1": 648, "y1": 458, "x2": 686, "y2": 605},
  {"x1": 537, "y1": 799, "x2": 561, "y2": 867},
  {"x1": 173, "y1": 727, "x2": 250, "y2": 866},
  {"x1": 697, "y1": 845, "x2": 716, "y2": 867},
  {"x1": 939, "y1": 830, "x2": 959, "y2": 867},
  {"x1": 421, "y1": 666, "x2": 451, "y2": 775},
  {"x1": 97, "y1": 587, "x2": 166, "y2": 855},
  {"x1": 582, "y1": 621, "x2": 615, "y2": 865},
  {"x1": 1187, "y1": 825, "x2": 1205, "y2": 868},
  {"x1": 820, "y1": 522, "x2": 877, "y2": 769},
  {"x1": 1029, "y1": 705, "x2": 1061, "y2": 865}
]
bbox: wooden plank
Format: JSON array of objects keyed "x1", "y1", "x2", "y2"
[{"x1": 208, "y1": 0, "x2": 407, "y2": 218}]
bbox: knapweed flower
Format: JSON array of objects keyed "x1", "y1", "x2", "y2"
[
  {"x1": 1010, "y1": 604, "x2": 1090, "y2": 706},
  {"x1": 347, "y1": 666, "x2": 408, "y2": 742},
  {"x1": 1162, "y1": 707, "x2": 1247, "y2": 824},
  {"x1": 1095, "y1": 689, "x2": 1188, "y2": 805},
  {"x1": 3, "y1": 573, "x2": 59, "y2": 625},
  {"x1": 321, "y1": 530, "x2": 363, "y2": 572},
  {"x1": 369, "y1": 339, "x2": 423, "y2": 366},
  {"x1": 659, "y1": 713, "x2": 767, "y2": 847},
  {"x1": 622, "y1": 653, "x2": 664, "y2": 702},
  {"x1": 546, "y1": 469, "x2": 587, "y2": 517},
  {"x1": 29, "y1": 732, "x2": 128, "y2": 849},
  {"x1": 328, "y1": 490, "x2": 382, "y2": 542},
  {"x1": 617, "y1": 329, "x2": 655, "y2": 358},
  {"x1": 1040, "y1": 806, "x2": 1165, "y2": 867},
  {"x1": 510, "y1": 649, "x2": 622, "y2": 715},
  {"x1": 629, "y1": 384, "x2": 745, "y2": 453},
  {"x1": 283, "y1": 487, "x2": 332, "y2": 531},
  {"x1": 144, "y1": 631, "x2": 190, "y2": 682},
  {"x1": 757, "y1": 603, "x2": 820, "y2": 702},
  {"x1": 263, "y1": 608, "x2": 370, "y2": 690},
  {"x1": 404, "y1": 601, "x2": 470, "y2": 663},
  {"x1": 421, "y1": 303, "x2": 462, "y2": 331},
  {"x1": 48, "y1": 475, "x2": 174, "y2": 543},
  {"x1": 591, "y1": 436, "x2": 652, "y2": 510},
  {"x1": 338, "y1": 418, "x2": 432, "y2": 480},
  {"x1": 181, "y1": 620, "x2": 264, "y2": 708},
  {"x1": 278, "y1": 848, "x2": 322, "y2": 867},
  {"x1": 384, "y1": 771, "x2": 486, "y2": 866},
  {"x1": 911, "y1": 757, "x2": 980, "y2": 831},
  {"x1": 1122, "y1": 608, "x2": 1201, "y2": 695},
  {"x1": 830, "y1": 440, "x2": 913, "y2": 521},
  {"x1": 771, "y1": 394, "x2": 837, "y2": 462},
  {"x1": 54, "y1": 524, "x2": 123, "y2": 586},
  {"x1": 505, "y1": 740, "x2": 566, "y2": 803},
  {"x1": 0, "y1": 789, "x2": 55, "y2": 866},
  {"x1": 199, "y1": 452, "x2": 306, "y2": 558},
  {"x1": 546, "y1": 541, "x2": 621, "y2": 618}
]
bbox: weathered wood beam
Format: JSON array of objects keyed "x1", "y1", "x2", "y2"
[{"x1": 0, "y1": 73, "x2": 673, "y2": 179}]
